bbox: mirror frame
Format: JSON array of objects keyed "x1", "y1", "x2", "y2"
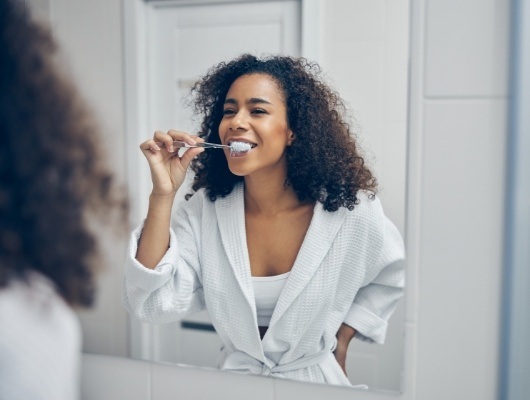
[{"x1": 500, "y1": 0, "x2": 530, "y2": 398}]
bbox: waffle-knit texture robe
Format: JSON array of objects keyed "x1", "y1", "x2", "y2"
[{"x1": 123, "y1": 184, "x2": 405, "y2": 386}]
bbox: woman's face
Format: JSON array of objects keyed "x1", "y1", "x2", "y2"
[{"x1": 218, "y1": 73, "x2": 293, "y2": 178}]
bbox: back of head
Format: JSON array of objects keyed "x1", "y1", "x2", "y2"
[{"x1": 0, "y1": 0, "x2": 127, "y2": 307}]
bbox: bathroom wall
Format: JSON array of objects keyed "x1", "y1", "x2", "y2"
[
  {"x1": 411, "y1": 1, "x2": 507, "y2": 399},
  {"x1": 27, "y1": 0, "x2": 509, "y2": 399}
]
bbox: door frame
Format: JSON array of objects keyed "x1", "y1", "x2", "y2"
[{"x1": 122, "y1": 0, "x2": 324, "y2": 360}]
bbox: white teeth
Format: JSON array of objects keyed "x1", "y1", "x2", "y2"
[{"x1": 229, "y1": 141, "x2": 253, "y2": 154}]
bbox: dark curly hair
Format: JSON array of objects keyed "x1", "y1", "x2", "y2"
[
  {"x1": 0, "y1": 0, "x2": 127, "y2": 307},
  {"x1": 188, "y1": 53, "x2": 377, "y2": 211}
]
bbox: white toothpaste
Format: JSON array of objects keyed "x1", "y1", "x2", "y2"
[{"x1": 229, "y1": 141, "x2": 252, "y2": 155}]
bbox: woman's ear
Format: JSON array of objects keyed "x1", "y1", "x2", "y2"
[{"x1": 287, "y1": 131, "x2": 295, "y2": 145}]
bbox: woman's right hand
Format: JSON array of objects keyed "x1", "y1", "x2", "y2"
[{"x1": 140, "y1": 130, "x2": 204, "y2": 197}]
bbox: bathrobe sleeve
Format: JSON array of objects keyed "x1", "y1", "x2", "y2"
[
  {"x1": 343, "y1": 203, "x2": 405, "y2": 344},
  {"x1": 123, "y1": 201, "x2": 206, "y2": 324}
]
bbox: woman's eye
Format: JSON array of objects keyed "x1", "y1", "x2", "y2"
[
  {"x1": 223, "y1": 109, "x2": 235, "y2": 115},
  {"x1": 252, "y1": 108, "x2": 267, "y2": 114}
]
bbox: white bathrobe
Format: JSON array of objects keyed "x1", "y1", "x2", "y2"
[{"x1": 123, "y1": 184, "x2": 405, "y2": 387}]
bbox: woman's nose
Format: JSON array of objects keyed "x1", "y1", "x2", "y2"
[{"x1": 229, "y1": 111, "x2": 248, "y2": 131}]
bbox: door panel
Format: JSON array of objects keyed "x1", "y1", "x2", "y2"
[{"x1": 148, "y1": 1, "x2": 301, "y2": 134}]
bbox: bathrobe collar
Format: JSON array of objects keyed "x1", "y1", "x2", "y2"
[{"x1": 215, "y1": 184, "x2": 348, "y2": 334}]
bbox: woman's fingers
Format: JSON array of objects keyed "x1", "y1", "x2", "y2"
[
  {"x1": 180, "y1": 146, "x2": 204, "y2": 169},
  {"x1": 153, "y1": 130, "x2": 179, "y2": 152},
  {"x1": 151, "y1": 130, "x2": 204, "y2": 152},
  {"x1": 140, "y1": 130, "x2": 203, "y2": 156},
  {"x1": 140, "y1": 138, "x2": 161, "y2": 153},
  {"x1": 167, "y1": 129, "x2": 200, "y2": 147},
  {"x1": 139, "y1": 130, "x2": 205, "y2": 195}
]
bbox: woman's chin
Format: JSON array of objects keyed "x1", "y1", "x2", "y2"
[{"x1": 227, "y1": 165, "x2": 249, "y2": 177}]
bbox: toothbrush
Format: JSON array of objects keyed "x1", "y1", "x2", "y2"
[{"x1": 155, "y1": 140, "x2": 252, "y2": 153}]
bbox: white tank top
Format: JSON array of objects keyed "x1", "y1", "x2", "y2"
[{"x1": 252, "y1": 271, "x2": 290, "y2": 327}]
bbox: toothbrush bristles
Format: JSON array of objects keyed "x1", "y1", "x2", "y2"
[{"x1": 230, "y1": 141, "x2": 252, "y2": 153}]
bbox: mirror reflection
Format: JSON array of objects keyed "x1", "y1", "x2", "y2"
[
  {"x1": 122, "y1": 1, "x2": 408, "y2": 390},
  {"x1": 20, "y1": 0, "x2": 409, "y2": 394},
  {"x1": 125, "y1": 53, "x2": 405, "y2": 389}
]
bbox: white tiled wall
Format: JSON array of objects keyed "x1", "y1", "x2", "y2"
[
  {"x1": 416, "y1": 100, "x2": 505, "y2": 399},
  {"x1": 413, "y1": 1, "x2": 508, "y2": 400},
  {"x1": 32, "y1": 0, "x2": 511, "y2": 398},
  {"x1": 424, "y1": 0, "x2": 509, "y2": 97}
]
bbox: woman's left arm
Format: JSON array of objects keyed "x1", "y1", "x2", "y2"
[
  {"x1": 334, "y1": 323, "x2": 357, "y2": 375},
  {"x1": 343, "y1": 209, "x2": 405, "y2": 344}
]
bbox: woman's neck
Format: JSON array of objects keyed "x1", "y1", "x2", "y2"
[{"x1": 243, "y1": 174, "x2": 301, "y2": 216}]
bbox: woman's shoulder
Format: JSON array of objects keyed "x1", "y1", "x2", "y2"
[
  {"x1": 179, "y1": 187, "x2": 211, "y2": 211},
  {"x1": 0, "y1": 272, "x2": 74, "y2": 310},
  {"x1": 0, "y1": 271, "x2": 81, "y2": 340},
  {"x1": 342, "y1": 190, "x2": 387, "y2": 233},
  {"x1": 350, "y1": 190, "x2": 384, "y2": 216},
  {"x1": 177, "y1": 183, "x2": 244, "y2": 220},
  {"x1": 176, "y1": 186, "x2": 228, "y2": 221},
  {"x1": 344, "y1": 191, "x2": 404, "y2": 254},
  {"x1": 183, "y1": 183, "x2": 242, "y2": 207},
  {"x1": 0, "y1": 272, "x2": 81, "y2": 398}
]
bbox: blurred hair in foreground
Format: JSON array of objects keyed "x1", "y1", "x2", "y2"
[{"x1": 0, "y1": 0, "x2": 128, "y2": 307}]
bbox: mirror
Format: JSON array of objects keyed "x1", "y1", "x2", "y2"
[
  {"x1": 124, "y1": 0, "x2": 409, "y2": 393},
  {"x1": 30, "y1": 0, "x2": 409, "y2": 394}
]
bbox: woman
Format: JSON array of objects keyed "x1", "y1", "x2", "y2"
[
  {"x1": 124, "y1": 54, "x2": 405, "y2": 387},
  {"x1": 0, "y1": 0, "x2": 126, "y2": 398}
]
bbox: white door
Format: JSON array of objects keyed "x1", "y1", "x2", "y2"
[
  {"x1": 141, "y1": 0, "x2": 301, "y2": 366},
  {"x1": 147, "y1": 0, "x2": 301, "y2": 134}
]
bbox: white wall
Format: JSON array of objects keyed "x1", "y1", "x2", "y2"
[
  {"x1": 412, "y1": 1, "x2": 507, "y2": 399},
  {"x1": 27, "y1": 0, "x2": 510, "y2": 399}
]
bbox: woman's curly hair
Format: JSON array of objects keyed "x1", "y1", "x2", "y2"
[
  {"x1": 0, "y1": 0, "x2": 127, "y2": 307},
  {"x1": 188, "y1": 54, "x2": 377, "y2": 211}
]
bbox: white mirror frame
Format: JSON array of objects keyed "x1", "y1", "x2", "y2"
[{"x1": 500, "y1": 0, "x2": 530, "y2": 398}]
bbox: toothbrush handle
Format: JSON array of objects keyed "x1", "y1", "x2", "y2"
[{"x1": 154, "y1": 140, "x2": 228, "y2": 149}]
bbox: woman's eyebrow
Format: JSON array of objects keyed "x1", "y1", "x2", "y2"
[
  {"x1": 224, "y1": 97, "x2": 273, "y2": 105},
  {"x1": 247, "y1": 97, "x2": 272, "y2": 105}
]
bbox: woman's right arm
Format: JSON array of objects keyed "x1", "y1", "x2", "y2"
[{"x1": 135, "y1": 130, "x2": 204, "y2": 269}]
